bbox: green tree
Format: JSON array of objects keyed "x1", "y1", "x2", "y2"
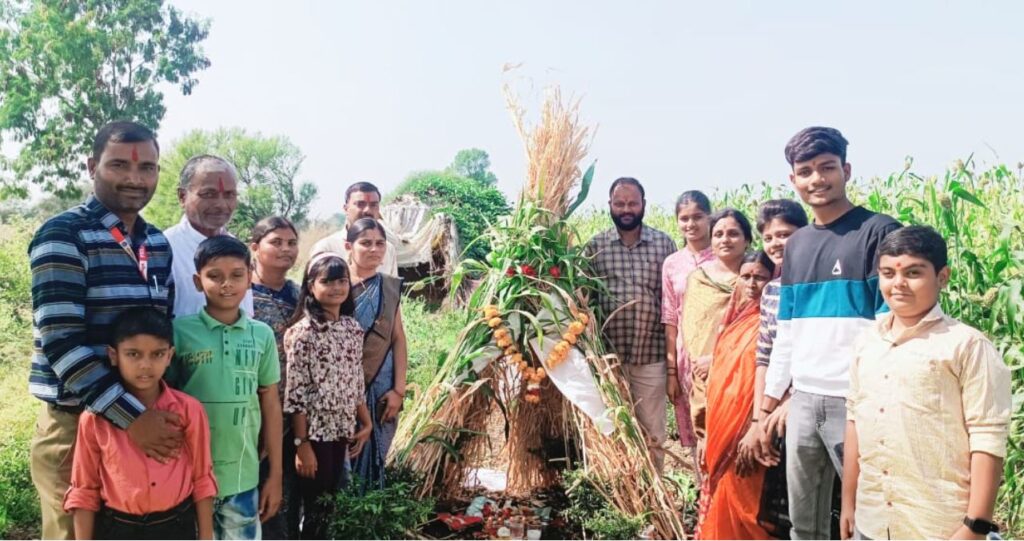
[
  {"x1": 0, "y1": 0, "x2": 211, "y2": 198},
  {"x1": 146, "y1": 127, "x2": 317, "y2": 237},
  {"x1": 389, "y1": 170, "x2": 509, "y2": 260},
  {"x1": 447, "y1": 148, "x2": 498, "y2": 185}
]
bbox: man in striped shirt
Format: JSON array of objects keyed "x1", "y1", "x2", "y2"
[{"x1": 28, "y1": 121, "x2": 185, "y2": 540}]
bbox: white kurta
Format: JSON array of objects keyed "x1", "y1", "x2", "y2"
[{"x1": 164, "y1": 215, "x2": 255, "y2": 318}]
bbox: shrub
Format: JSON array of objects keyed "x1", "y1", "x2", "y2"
[
  {"x1": 388, "y1": 170, "x2": 510, "y2": 261},
  {"x1": 0, "y1": 434, "x2": 39, "y2": 539},
  {"x1": 326, "y1": 466, "x2": 434, "y2": 540},
  {"x1": 563, "y1": 468, "x2": 646, "y2": 539}
]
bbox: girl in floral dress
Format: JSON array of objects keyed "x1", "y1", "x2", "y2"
[{"x1": 283, "y1": 252, "x2": 372, "y2": 539}]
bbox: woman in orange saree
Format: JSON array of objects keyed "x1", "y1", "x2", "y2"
[{"x1": 698, "y1": 250, "x2": 777, "y2": 540}]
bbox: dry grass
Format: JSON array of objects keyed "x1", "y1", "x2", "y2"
[{"x1": 504, "y1": 85, "x2": 592, "y2": 219}]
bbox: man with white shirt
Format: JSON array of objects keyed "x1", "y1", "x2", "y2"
[
  {"x1": 164, "y1": 154, "x2": 255, "y2": 317},
  {"x1": 310, "y1": 181, "x2": 399, "y2": 275}
]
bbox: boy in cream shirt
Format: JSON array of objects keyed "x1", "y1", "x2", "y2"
[{"x1": 841, "y1": 226, "x2": 1011, "y2": 540}]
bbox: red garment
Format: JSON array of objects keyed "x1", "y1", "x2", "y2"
[
  {"x1": 64, "y1": 382, "x2": 218, "y2": 514},
  {"x1": 697, "y1": 296, "x2": 773, "y2": 540}
]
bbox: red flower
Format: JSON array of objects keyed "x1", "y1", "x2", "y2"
[
  {"x1": 506, "y1": 266, "x2": 516, "y2": 277},
  {"x1": 549, "y1": 266, "x2": 561, "y2": 279},
  {"x1": 521, "y1": 264, "x2": 537, "y2": 277}
]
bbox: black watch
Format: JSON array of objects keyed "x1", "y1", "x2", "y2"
[
  {"x1": 963, "y1": 516, "x2": 999, "y2": 535},
  {"x1": 293, "y1": 436, "x2": 309, "y2": 447}
]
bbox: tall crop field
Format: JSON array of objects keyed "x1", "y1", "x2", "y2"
[{"x1": 571, "y1": 160, "x2": 1024, "y2": 533}]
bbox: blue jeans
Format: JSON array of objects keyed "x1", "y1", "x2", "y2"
[{"x1": 214, "y1": 487, "x2": 261, "y2": 540}]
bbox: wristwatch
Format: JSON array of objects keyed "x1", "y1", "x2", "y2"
[
  {"x1": 963, "y1": 516, "x2": 999, "y2": 535},
  {"x1": 293, "y1": 436, "x2": 309, "y2": 447}
]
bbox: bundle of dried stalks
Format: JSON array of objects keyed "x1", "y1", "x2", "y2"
[
  {"x1": 505, "y1": 375, "x2": 569, "y2": 494},
  {"x1": 505, "y1": 86, "x2": 592, "y2": 219},
  {"x1": 572, "y1": 354, "x2": 688, "y2": 539},
  {"x1": 391, "y1": 357, "x2": 497, "y2": 498}
]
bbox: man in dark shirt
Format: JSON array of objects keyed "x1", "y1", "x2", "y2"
[{"x1": 28, "y1": 121, "x2": 184, "y2": 539}]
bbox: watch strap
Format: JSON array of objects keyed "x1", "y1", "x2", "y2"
[{"x1": 963, "y1": 516, "x2": 999, "y2": 534}]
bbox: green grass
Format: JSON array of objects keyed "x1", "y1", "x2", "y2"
[{"x1": 401, "y1": 296, "x2": 469, "y2": 407}]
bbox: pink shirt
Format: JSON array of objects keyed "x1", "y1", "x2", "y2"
[
  {"x1": 661, "y1": 246, "x2": 715, "y2": 358},
  {"x1": 64, "y1": 383, "x2": 218, "y2": 514}
]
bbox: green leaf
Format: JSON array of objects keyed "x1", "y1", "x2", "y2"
[
  {"x1": 952, "y1": 186, "x2": 987, "y2": 208},
  {"x1": 564, "y1": 161, "x2": 596, "y2": 219}
]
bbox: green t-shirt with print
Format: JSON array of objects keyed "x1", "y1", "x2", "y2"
[{"x1": 168, "y1": 309, "x2": 280, "y2": 498}]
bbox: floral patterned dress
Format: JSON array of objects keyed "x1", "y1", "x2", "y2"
[{"x1": 282, "y1": 316, "x2": 365, "y2": 442}]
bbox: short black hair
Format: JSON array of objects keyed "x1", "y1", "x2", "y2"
[
  {"x1": 757, "y1": 199, "x2": 809, "y2": 232},
  {"x1": 345, "y1": 182, "x2": 382, "y2": 203},
  {"x1": 741, "y1": 250, "x2": 777, "y2": 277},
  {"x1": 784, "y1": 126, "x2": 849, "y2": 166},
  {"x1": 194, "y1": 235, "x2": 251, "y2": 271},
  {"x1": 609, "y1": 177, "x2": 645, "y2": 199},
  {"x1": 709, "y1": 208, "x2": 753, "y2": 243},
  {"x1": 92, "y1": 121, "x2": 159, "y2": 162},
  {"x1": 675, "y1": 190, "x2": 712, "y2": 215},
  {"x1": 109, "y1": 307, "x2": 173, "y2": 347},
  {"x1": 878, "y1": 225, "x2": 947, "y2": 272}
]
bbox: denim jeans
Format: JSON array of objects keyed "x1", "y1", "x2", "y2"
[
  {"x1": 785, "y1": 390, "x2": 846, "y2": 540},
  {"x1": 214, "y1": 487, "x2": 261, "y2": 540}
]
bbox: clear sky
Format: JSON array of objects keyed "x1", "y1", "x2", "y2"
[{"x1": 159, "y1": 0, "x2": 1024, "y2": 218}]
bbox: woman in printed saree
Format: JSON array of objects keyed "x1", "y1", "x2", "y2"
[
  {"x1": 681, "y1": 208, "x2": 752, "y2": 470},
  {"x1": 346, "y1": 218, "x2": 408, "y2": 489},
  {"x1": 697, "y1": 251, "x2": 776, "y2": 540}
]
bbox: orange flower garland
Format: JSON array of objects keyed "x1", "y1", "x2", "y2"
[{"x1": 482, "y1": 306, "x2": 593, "y2": 404}]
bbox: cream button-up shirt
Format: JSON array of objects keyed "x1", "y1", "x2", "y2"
[
  {"x1": 848, "y1": 303, "x2": 1011, "y2": 540},
  {"x1": 164, "y1": 215, "x2": 255, "y2": 318}
]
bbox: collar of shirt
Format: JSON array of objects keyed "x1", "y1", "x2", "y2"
[
  {"x1": 601, "y1": 224, "x2": 657, "y2": 247},
  {"x1": 198, "y1": 307, "x2": 250, "y2": 330},
  {"x1": 175, "y1": 213, "x2": 227, "y2": 242},
  {"x1": 86, "y1": 194, "x2": 150, "y2": 240},
  {"x1": 877, "y1": 302, "x2": 945, "y2": 345},
  {"x1": 152, "y1": 380, "x2": 186, "y2": 411},
  {"x1": 307, "y1": 315, "x2": 351, "y2": 333},
  {"x1": 685, "y1": 245, "x2": 714, "y2": 264}
]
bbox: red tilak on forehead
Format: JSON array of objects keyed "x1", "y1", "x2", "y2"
[
  {"x1": 130, "y1": 145, "x2": 139, "y2": 162},
  {"x1": 218, "y1": 176, "x2": 225, "y2": 193},
  {"x1": 895, "y1": 261, "x2": 902, "y2": 268}
]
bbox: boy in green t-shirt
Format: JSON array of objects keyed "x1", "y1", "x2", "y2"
[{"x1": 168, "y1": 236, "x2": 283, "y2": 540}]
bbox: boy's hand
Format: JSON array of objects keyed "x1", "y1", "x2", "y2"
[
  {"x1": 127, "y1": 410, "x2": 185, "y2": 463},
  {"x1": 259, "y1": 474, "x2": 282, "y2": 523},
  {"x1": 754, "y1": 422, "x2": 781, "y2": 467},
  {"x1": 949, "y1": 525, "x2": 986, "y2": 540},
  {"x1": 666, "y1": 374, "x2": 679, "y2": 403},
  {"x1": 295, "y1": 442, "x2": 317, "y2": 479},
  {"x1": 349, "y1": 424, "x2": 372, "y2": 459},
  {"x1": 839, "y1": 506, "x2": 855, "y2": 540},
  {"x1": 764, "y1": 399, "x2": 789, "y2": 439},
  {"x1": 736, "y1": 424, "x2": 760, "y2": 476}
]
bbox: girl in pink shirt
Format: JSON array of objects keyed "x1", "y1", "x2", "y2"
[{"x1": 662, "y1": 191, "x2": 715, "y2": 450}]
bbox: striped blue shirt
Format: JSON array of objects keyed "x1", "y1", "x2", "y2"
[
  {"x1": 28, "y1": 195, "x2": 174, "y2": 429},
  {"x1": 755, "y1": 278, "x2": 781, "y2": 367}
]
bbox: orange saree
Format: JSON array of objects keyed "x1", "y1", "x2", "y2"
[{"x1": 697, "y1": 295, "x2": 772, "y2": 540}]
